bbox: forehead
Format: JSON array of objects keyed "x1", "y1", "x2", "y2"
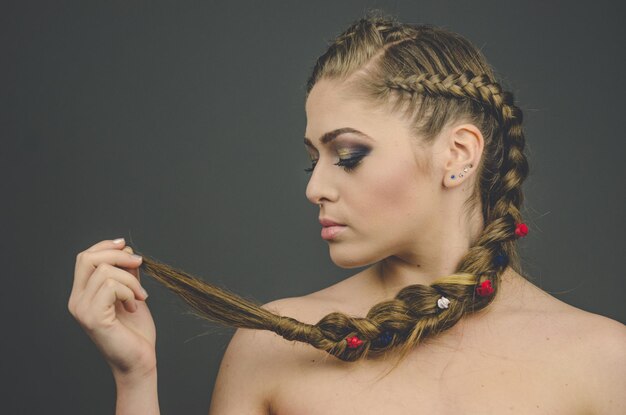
[{"x1": 304, "y1": 79, "x2": 403, "y2": 143}]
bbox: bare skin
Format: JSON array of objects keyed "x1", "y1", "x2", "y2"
[
  {"x1": 209, "y1": 265, "x2": 625, "y2": 414},
  {"x1": 208, "y1": 78, "x2": 626, "y2": 414}
]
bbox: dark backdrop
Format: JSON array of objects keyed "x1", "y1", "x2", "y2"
[{"x1": 2, "y1": 1, "x2": 624, "y2": 413}]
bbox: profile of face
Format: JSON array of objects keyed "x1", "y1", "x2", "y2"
[{"x1": 304, "y1": 79, "x2": 441, "y2": 268}]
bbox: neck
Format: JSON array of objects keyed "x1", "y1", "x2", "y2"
[{"x1": 373, "y1": 208, "x2": 485, "y2": 298}]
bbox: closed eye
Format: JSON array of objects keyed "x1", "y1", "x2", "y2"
[{"x1": 304, "y1": 155, "x2": 364, "y2": 174}]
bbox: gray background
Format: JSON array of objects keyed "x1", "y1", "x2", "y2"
[{"x1": 2, "y1": 1, "x2": 624, "y2": 413}]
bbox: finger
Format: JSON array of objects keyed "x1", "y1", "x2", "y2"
[
  {"x1": 81, "y1": 263, "x2": 148, "y2": 306},
  {"x1": 84, "y1": 238, "x2": 127, "y2": 253},
  {"x1": 91, "y1": 278, "x2": 138, "y2": 316},
  {"x1": 73, "y1": 249, "x2": 143, "y2": 294},
  {"x1": 121, "y1": 246, "x2": 140, "y2": 282}
]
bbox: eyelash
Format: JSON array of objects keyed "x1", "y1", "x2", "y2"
[{"x1": 303, "y1": 155, "x2": 364, "y2": 174}]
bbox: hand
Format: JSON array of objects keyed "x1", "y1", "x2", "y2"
[{"x1": 68, "y1": 238, "x2": 157, "y2": 379}]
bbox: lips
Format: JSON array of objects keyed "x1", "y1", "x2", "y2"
[
  {"x1": 321, "y1": 225, "x2": 347, "y2": 240},
  {"x1": 319, "y1": 217, "x2": 347, "y2": 240},
  {"x1": 319, "y1": 218, "x2": 345, "y2": 227}
]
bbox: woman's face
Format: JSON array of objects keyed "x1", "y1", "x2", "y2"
[{"x1": 304, "y1": 79, "x2": 447, "y2": 268}]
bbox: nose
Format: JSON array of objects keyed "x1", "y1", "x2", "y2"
[{"x1": 305, "y1": 159, "x2": 338, "y2": 206}]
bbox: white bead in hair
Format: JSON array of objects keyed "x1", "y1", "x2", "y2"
[{"x1": 437, "y1": 296, "x2": 450, "y2": 309}]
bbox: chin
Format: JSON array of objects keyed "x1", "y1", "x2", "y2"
[{"x1": 327, "y1": 244, "x2": 380, "y2": 269}]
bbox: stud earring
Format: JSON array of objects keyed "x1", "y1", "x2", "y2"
[
  {"x1": 451, "y1": 163, "x2": 473, "y2": 179},
  {"x1": 458, "y1": 163, "x2": 473, "y2": 178}
]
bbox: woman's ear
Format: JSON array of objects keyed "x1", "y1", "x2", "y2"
[{"x1": 442, "y1": 123, "x2": 484, "y2": 188}]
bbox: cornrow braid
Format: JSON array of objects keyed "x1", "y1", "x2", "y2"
[{"x1": 132, "y1": 11, "x2": 531, "y2": 370}]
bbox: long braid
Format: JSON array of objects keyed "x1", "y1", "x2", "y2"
[{"x1": 133, "y1": 12, "x2": 531, "y2": 370}]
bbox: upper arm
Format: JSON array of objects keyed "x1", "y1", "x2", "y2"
[
  {"x1": 579, "y1": 316, "x2": 626, "y2": 414},
  {"x1": 208, "y1": 299, "x2": 292, "y2": 415}
]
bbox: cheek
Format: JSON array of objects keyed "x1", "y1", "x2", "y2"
[
  {"x1": 329, "y1": 156, "x2": 434, "y2": 267},
  {"x1": 355, "y1": 158, "x2": 423, "y2": 228}
]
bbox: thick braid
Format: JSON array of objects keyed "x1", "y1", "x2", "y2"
[{"x1": 272, "y1": 273, "x2": 474, "y2": 362}]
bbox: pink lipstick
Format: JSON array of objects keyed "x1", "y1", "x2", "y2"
[
  {"x1": 321, "y1": 225, "x2": 347, "y2": 240},
  {"x1": 319, "y1": 217, "x2": 347, "y2": 240}
]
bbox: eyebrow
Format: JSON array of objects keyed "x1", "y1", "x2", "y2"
[{"x1": 304, "y1": 127, "x2": 374, "y2": 148}]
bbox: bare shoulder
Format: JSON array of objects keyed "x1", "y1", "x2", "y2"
[
  {"x1": 208, "y1": 295, "x2": 332, "y2": 414},
  {"x1": 516, "y1": 277, "x2": 625, "y2": 367},
  {"x1": 208, "y1": 326, "x2": 275, "y2": 414},
  {"x1": 556, "y1": 304, "x2": 626, "y2": 358},
  {"x1": 523, "y1": 280, "x2": 626, "y2": 353},
  {"x1": 543, "y1": 303, "x2": 626, "y2": 414},
  {"x1": 208, "y1": 296, "x2": 314, "y2": 414}
]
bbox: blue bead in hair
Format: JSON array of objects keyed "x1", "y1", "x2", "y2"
[
  {"x1": 494, "y1": 254, "x2": 508, "y2": 267},
  {"x1": 377, "y1": 330, "x2": 393, "y2": 347}
]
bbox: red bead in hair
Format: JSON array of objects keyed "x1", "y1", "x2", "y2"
[
  {"x1": 346, "y1": 336, "x2": 363, "y2": 348},
  {"x1": 476, "y1": 280, "x2": 494, "y2": 297},
  {"x1": 514, "y1": 222, "x2": 529, "y2": 237}
]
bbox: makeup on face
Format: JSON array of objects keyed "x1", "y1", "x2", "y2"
[
  {"x1": 303, "y1": 128, "x2": 374, "y2": 174},
  {"x1": 304, "y1": 127, "x2": 375, "y2": 148},
  {"x1": 305, "y1": 145, "x2": 371, "y2": 174}
]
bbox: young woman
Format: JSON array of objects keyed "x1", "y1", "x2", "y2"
[{"x1": 68, "y1": 12, "x2": 625, "y2": 414}]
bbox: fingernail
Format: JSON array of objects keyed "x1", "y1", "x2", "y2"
[
  {"x1": 141, "y1": 288, "x2": 149, "y2": 298},
  {"x1": 113, "y1": 238, "x2": 125, "y2": 244},
  {"x1": 132, "y1": 254, "x2": 142, "y2": 261}
]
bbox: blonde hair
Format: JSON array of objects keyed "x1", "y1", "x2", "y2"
[{"x1": 133, "y1": 9, "x2": 529, "y2": 370}]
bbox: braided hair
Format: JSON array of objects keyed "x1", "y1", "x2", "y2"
[{"x1": 133, "y1": 10, "x2": 530, "y2": 368}]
